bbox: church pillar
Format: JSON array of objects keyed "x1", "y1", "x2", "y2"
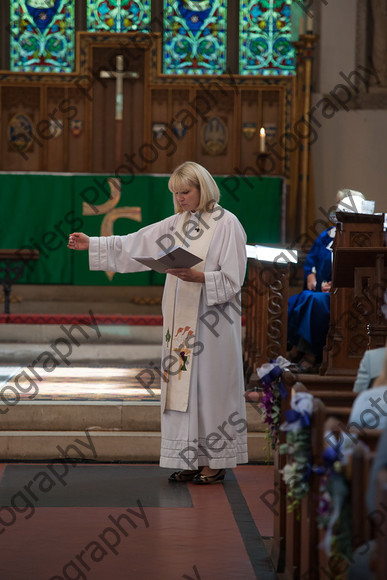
[{"x1": 289, "y1": 33, "x2": 318, "y2": 240}]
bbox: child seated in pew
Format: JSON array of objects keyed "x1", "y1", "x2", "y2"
[
  {"x1": 353, "y1": 345, "x2": 386, "y2": 393},
  {"x1": 349, "y1": 348, "x2": 387, "y2": 432},
  {"x1": 353, "y1": 291, "x2": 387, "y2": 392}
]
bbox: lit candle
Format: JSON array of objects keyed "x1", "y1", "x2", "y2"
[
  {"x1": 259, "y1": 127, "x2": 266, "y2": 153},
  {"x1": 306, "y1": 11, "x2": 313, "y2": 33}
]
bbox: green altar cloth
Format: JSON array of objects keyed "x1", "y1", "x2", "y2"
[{"x1": 0, "y1": 173, "x2": 283, "y2": 285}]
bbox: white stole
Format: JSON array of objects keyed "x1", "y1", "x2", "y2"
[{"x1": 161, "y1": 208, "x2": 219, "y2": 413}]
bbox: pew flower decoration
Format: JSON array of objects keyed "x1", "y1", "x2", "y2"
[
  {"x1": 257, "y1": 356, "x2": 290, "y2": 450},
  {"x1": 279, "y1": 391, "x2": 313, "y2": 511},
  {"x1": 318, "y1": 432, "x2": 354, "y2": 566}
]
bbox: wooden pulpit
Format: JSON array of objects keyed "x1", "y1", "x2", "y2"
[{"x1": 323, "y1": 212, "x2": 386, "y2": 375}]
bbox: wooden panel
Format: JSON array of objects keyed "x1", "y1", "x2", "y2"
[
  {"x1": 149, "y1": 88, "x2": 169, "y2": 174},
  {"x1": 323, "y1": 213, "x2": 385, "y2": 375},
  {"x1": 1, "y1": 86, "x2": 41, "y2": 171},
  {"x1": 46, "y1": 87, "x2": 66, "y2": 172},
  {"x1": 238, "y1": 89, "x2": 282, "y2": 176},
  {"x1": 91, "y1": 47, "x2": 120, "y2": 173},
  {"x1": 122, "y1": 47, "x2": 146, "y2": 173},
  {"x1": 195, "y1": 89, "x2": 234, "y2": 174},
  {"x1": 262, "y1": 90, "x2": 281, "y2": 175},
  {"x1": 170, "y1": 89, "x2": 191, "y2": 170},
  {"x1": 0, "y1": 32, "x2": 294, "y2": 200},
  {"x1": 67, "y1": 88, "x2": 87, "y2": 172},
  {"x1": 90, "y1": 45, "x2": 146, "y2": 174},
  {"x1": 239, "y1": 90, "x2": 261, "y2": 172}
]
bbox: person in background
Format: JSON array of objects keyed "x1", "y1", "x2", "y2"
[
  {"x1": 287, "y1": 190, "x2": 366, "y2": 373},
  {"x1": 349, "y1": 346, "x2": 387, "y2": 431},
  {"x1": 353, "y1": 345, "x2": 386, "y2": 392}
]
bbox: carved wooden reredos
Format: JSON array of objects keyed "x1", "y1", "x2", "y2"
[{"x1": 0, "y1": 31, "x2": 317, "y2": 238}]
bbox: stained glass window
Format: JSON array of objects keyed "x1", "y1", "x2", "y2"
[
  {"x1": 10, "y1": 1, "x2": 75, "y2": 73},
  {"x1": 163, "y1": 0, "x2": 227, "y2": 75},
  {"x1": 87, "y1": 0, "x2": 151, "y2": 32},
  {"x1": 239, "y1": 1, "x2": 295, "y2": 76}
]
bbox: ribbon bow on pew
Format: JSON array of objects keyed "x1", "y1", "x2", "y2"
[
  {"x1": 257, "y1": 355, "x2": 291, "y2": 399},
  {"x1": 281, "y1": 391, "x2": 313, "y2": 432}
]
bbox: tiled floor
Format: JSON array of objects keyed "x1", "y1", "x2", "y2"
[{"x1": 0, "y1": 463, "x2": 275, "y2": 580}]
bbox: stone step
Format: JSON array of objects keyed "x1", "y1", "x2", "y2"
[
  {"x1": 0, "y1": 431, "x2": 267, "y2": 462},
  {"x1": 0, "y1": 324, "x2": 163, "y2": 344},
  {"x1": 1, "y1": 401, "x2": 161, "y2": 432},
  {"x1": 0, "y1": 343, "x2": 161, "y2": 365},
  {"x1": 0, "y1": 401, "x2": 265, "y2": 433}
]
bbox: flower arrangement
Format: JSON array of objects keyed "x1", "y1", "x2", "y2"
[
  {"x1": 279, "y1": 391, "x2": 313, "y2": 512},
  {"x1": 257, "y1": 356, "x2": 290, "y2": 451},
  {"x1": 317, "y1": 434, "x2": 355, "y2": 573}
]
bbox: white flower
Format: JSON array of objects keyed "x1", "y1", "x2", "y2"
[
  {"x1": 281, "y1": 462, "x2": 299, "y2": 485},
  {"x1": 293, "y1": 392, "x2": 314, "y2": 416},
  {"x1": 256, "y1": 356, "x2": 291, "y2": 380},
  {"x1": 280, "y1": 392, "x2": 314, "y2": 432}
]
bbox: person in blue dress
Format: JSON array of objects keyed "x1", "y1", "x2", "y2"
[
  {"x1": 287, "y1": 189, "x2": 367, "y2": 372},
  {"x1": 287, "y1": 228, "x2": 334, "y2": 371}
]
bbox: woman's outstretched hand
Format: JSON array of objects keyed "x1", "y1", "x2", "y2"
[{"x1": 68, "y1": 232, "x2": 90, "y2": 251}]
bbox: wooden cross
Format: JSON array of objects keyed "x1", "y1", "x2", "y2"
[{"x1": 100, "y1": 55, "x2": 139, "y2": 167}]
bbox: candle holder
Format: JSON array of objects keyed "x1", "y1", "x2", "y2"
[{"x1": 255, "y1": 152, "x2": 272, "y2": 175}]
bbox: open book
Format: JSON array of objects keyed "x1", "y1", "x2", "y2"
[{"x1": 133, "y1": 246, "x2": 202, "y2": 274}]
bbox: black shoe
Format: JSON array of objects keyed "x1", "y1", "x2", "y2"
[
  {"x1": 192, "y1": 469, "x2": 226, "y2": 485},
  {"x1": 168, "y1": 469, "x2": 201, "y2": 482}
]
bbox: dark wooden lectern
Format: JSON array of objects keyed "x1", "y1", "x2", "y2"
[
  {"x1": 243, "y1": 257, "x2": 289, "y2": 383},
  {"x1": 323, "y1": 212, "x2": 386, "y2": 375},
  {"x1": 0, "y1": 249, "x2": 39, "y2": 314}
]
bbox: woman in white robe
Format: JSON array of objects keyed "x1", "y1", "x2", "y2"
[{"x1": 68, "y1": 162, "x2": 248, "y2": 484}]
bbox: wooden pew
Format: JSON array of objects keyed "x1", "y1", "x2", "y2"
[
  {"x1": 280, "y1": 386, "x2": 363, "y2": 579},
  {"x1": 351, "y1": 442, "x2": 375, "y2": 550},
  {"x1": 281, "y1": 383, "x2": 326, "y2": 580},
  {"x1": 323, "y1": 428, "x2": 383, "y2": 576},
  {"x1": 349, "y1": 434, "x2": 386, "y2": 579},
  {"x1": 259, "y1": 363, "x2": 362, "y2": 576},
  {"x1": 269, "y1": 369, "x2": 293, "y2": 570},
  {"x1": 375, "y1": 467, "x2": 387, "y2": 580},
  {"x1": 269, "y1": 360, "x2": 385, "y2": 578},
  {"x1": 297, "y1": 373, "x2": 355, "y2": 392},
  {"x1": 308, "y1": 390, "x2": 357, "y2": 407}
]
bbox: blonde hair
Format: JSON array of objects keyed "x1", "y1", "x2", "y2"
[
  {"x1": 168, "y1": 161, "x2": 220, "y2": 213},
  {"x1": 373, "y1": 345, "x2": 387, "y2": 387}
]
